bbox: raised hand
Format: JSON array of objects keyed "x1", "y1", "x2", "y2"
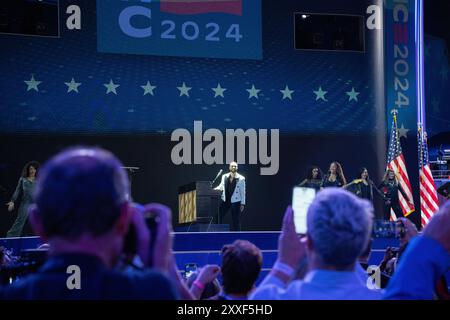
[{"x1": 278, "y1": 206, "x2": 307, "y2": 268}]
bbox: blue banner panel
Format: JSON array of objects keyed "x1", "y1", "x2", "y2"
[
  {"x1": 97, "y1": 0, "x2": 262, "y2": 60},
  {"x1": 384, "y1": 0, "x2": 418, "y2": 134}
]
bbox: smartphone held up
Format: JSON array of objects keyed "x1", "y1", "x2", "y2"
[{"x1": 292, "y1": 187, "x2": 316, "y2": 234}]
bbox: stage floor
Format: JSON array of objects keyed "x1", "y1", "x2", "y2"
[{"x1": 1, "y1": 232, "x2": 398, "y2": 282}]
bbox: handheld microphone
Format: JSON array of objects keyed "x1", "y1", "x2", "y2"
[{"x1": 211, "y1": 169, "x2": 223, "y2": 186}]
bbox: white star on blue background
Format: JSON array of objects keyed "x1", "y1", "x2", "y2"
[
  {"x1": 398, "y1": 124, "x2": 410, "y2": 139},
  {"x1": 65, "y1": 78, "x2": 81, "y2": 93},
  {"x1": 177, "y1": 82, "x2": 192, "y2": 97},
  {"x1": 346, "y1": 87, "x2": 360, "y2": 102},
  {"x1": 314, "y1": 86, "x2": 327, "y2": 101},
  {"x1": 247, "y1": 85, "x2": 261, "y2": 99},
  {"x1": 24, "y1": 75, "x2": 42, "y2": 92},
  {"x1": 141, "y1": 81, "x2": 157, "y2": 96},
  {"x1": 212, "y1": 83, "x2": 227, "y2": 98},
  {"x1": 280, "y1": 85, "x2": 294, "y2": 100},
  {"x1": 104, "y1": 80, "x2": 120, "y2": 95}
]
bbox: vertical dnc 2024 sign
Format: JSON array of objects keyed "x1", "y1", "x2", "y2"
[
  {"x1": 97, "y1": 0, "x2": 262, "y2": 60},
  {"x1": 384, "y1": 0, "x2": 417, "y2": 129}
]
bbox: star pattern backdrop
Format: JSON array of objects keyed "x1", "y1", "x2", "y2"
[{"x1": 0, "y1": 0, "x2": 391, "y2": 135}]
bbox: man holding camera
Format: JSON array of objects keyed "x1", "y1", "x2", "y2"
[{"x1": 0, "y1": 147, "x2": 188, "y2": 300}]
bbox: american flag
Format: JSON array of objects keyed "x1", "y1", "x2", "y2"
[
  {"x1": 418, "y1": 125, "x2": 439, "y2": 227},
  {"x1": 160, "y1": 0, "x2": 242, "y2": 16},
  {"x1": 386, "y1": 110, "x2": 415, "y2": 220}
]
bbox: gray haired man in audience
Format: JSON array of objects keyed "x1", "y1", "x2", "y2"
[{"x1": 251, "y1": 188, "x2": 382, "y2": 300}]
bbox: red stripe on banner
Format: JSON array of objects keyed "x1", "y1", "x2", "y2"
[
  {"x1": 399, "y1": 24, "x2": 404, "y2": 43},
  {"x1": 403, "y1": 24, "x2": 408, "y2": 44},
  {"x1": 161, "y1": 1, "x2": 242, "y2": 15},
  {"x1": 394, "y1": 25, "x2": 398, "y2": 43},
  {"x1": 394, "y1": 24, "x2": 407, "y2": 44}
]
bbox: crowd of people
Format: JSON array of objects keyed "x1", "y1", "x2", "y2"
[{"x1": 0, "y1": 147, "x2": 449, "y2": 300}]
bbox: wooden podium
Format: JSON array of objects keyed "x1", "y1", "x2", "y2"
[{"x1": 178, "y1": 181, "x2": 220, "y2": 225}]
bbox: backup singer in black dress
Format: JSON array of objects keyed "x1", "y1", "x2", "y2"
[
  {"x1": 344, "y1": 167, "x2": 385, "y2": 204},
  {"x1": 5, "y1": 161, "x2": 39, "y2": 237},
  {"x1": 379, "y1": 169, "x2": 412, "y2": 220},
  {"x1": 322, "y1": 161, "x2": 347, "y2": 188},
  {"x1": 298, "y1": 166, "x2": 323, "y2": 192}
]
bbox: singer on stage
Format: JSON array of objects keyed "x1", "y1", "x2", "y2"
[
  {"x1": 343, "y1": 167, "x2": 386, "y2": 205},
  {"x1": 214, "y1": 162, "x2": 246, "y2": 231},
  {"x1": 379, "y1": 169, "x2": 412, "y2": 220}
]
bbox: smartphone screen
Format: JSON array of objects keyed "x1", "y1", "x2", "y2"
[
  {"x1": 184, "y1": 263, "x2": 198, "y2": 278},
  {"x1": 292, "y1": 187, "x2": 316, "y2": 234}
]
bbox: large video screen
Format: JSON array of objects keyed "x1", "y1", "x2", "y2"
[
  {"x1": 0, "y1": 0, "x2": 59, "y2": 37},
  {"x1": 294, "y1": 13, "x2": 364, "y2": 52}
]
